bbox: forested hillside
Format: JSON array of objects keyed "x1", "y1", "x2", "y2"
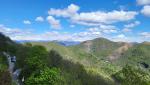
[
  {"x1": 0, "y1": 33, "x2": 15, "y2": 85},
  {"x1": 1, "y1": 33, "x2": 150, "y2": 85},
  {"x1": 31, "y1": 37, "x2": 150, "y2": 85},
  {"x1": 0, "y1": 33, "x2": 114, "y2": 85}
]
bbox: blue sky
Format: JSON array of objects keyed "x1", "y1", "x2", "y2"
[{"x1": 0, "y1": 0, "x2": 150, "y2": 42}]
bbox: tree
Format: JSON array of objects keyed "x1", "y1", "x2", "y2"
[
  {"x1": 20, "y1": 45, "x2": 48, "y2": 79},
  {"x1": 114, "y1": 65, "x2": 150, "y2": 85},
  {"x1": 25, "y1": 45, "x2": 48, "y2": 69},
  {"x1": 25, "y1": 67, "x2": 63, "y2": 85},
  {"x1": 48, "y1": 50, "x2": 63, "y2": 67}
]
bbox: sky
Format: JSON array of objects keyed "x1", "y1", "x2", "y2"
[{"x1": 0, "y1": 0, "x2": 150, "y2": 42}]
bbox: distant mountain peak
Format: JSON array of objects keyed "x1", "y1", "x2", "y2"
[
  {"x1": 52, "y1": 41, "x2": 80, "y2": 46},
  {"x1": 142, "y1": 41, "x2": 150, "y2": 45}
]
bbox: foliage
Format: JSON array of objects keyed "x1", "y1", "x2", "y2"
[
  {"x1": 19, "y1": 46, "x2": 64, "y2": 85},
  {"x1": 0, "y1": 52, "x2": 11, "y2": 85},
  {"x1": 25, "y1": 67, "x2": 63, "y2": 85},
  {"x1": 31, "y1": 38, "x2": 122, "y2": 79},
  {"x1": 20, "y1": 45, "x2": 48, "y2": 79},
  {"x1": 1, "y1": 33, "x2": 150, "y2": 85},
  {"x1": 47, "y1": 50, "x2": 114, "y2": 85},
  {"x1": 113, "y1": 65, "x2": 150, "y2": 85},
  {"x1": 115, "y1": 44, "x2": 150, "y2": 67}
]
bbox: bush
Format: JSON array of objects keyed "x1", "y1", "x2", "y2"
[
  {"x1": 25, "y1": 67, "x2": 63, "y2": 85},
  {"x1": 113, "y1": 65, "x2": 150, "y2": 85}
]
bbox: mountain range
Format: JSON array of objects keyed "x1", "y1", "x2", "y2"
[
  {"x1": 0, "y1": 33, "x2": 150, "y2": 85},
  {"x1": 30, "y1": 37, "x2": 150, "y2": 77}
]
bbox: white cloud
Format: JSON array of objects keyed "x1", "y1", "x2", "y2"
[
  {"x1": 48, "y1": 4, "x2": 138, "y2": 26},
  {"x1": 87, "y1": 28, "x2": 102, "y2": 35},
  {"x1": 48, "y1": 4, "x2": 79, "y2": 17},
  {"x1": 69, "y1": 25, "x2": 117, "y2": 41},
  {"x1": 46, "y1": 16, "x2": 61, "y2": 29},
  {"x1": 1, "y1": 24, "x2": 149, "y2": 42},
  {"x1": 123, "y1": 21, "x2": 140, "y2": 32},
  {"x1": 0, "y1": 25, "x2": 32, "y2": 40},
  {"x1": 0, "y1": 25, "x2": 64, "y2": 41},
  {"x1": 141, "y1": 5, "x2": 150, "y2": 17},
  {"x1": 35, "y1": 16, "x2": 44, "y2": 22},
  {"x1": 88, "y1": 25, "x2": 118, "y2": 34},
  {"x1": 72, "y1": 31, "x2": 102, "y2": 41},
  {"x1": 137, "y1": 0, "x2": 150, "y2": 5},
  {"x1": 124, "y1": 21, "x2": 140, "y2": 28},
  {"x1": 117, "y1": 34, "x2": 126, "y2": 38},
  {"x1": 99, "y1": 24, "x2": 118, "y2": 33},
  {"x1": 23, "y1": 20, "x2": 31, "y2": 24},
  {"x1": 0, "y1": 24, "x2": 102, "y2": 41},
  {"x1": 109, "y1": 34, "x2": 132, "y2": 42},
  {"x1": 140, "y1": 32, "x2": 150, "y2": 38},
  {"x1": 38, "y1": 31, "x2": 72, "y2": 41},
  {"x1": 72, "y1": 10, "x2": 138, "y2": 25}
]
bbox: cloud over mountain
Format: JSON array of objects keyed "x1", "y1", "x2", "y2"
[{"x1": 141, "y1": 5, "x2": 150, "y2": 17}]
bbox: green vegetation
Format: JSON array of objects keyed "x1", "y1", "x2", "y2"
[
  {"x1": 25, "y1": 67, "x2": 62, "y2": 85},
  {"x1": 113, "y1": 65, "x2": 150, "y2": 85},
  {"x1": 30, "y1": 38, "x2": 122, "y2": 79},
  {"x1": 0, "y1": 33, "x2": 12, "y2": 85},
  {"x1": 74, "y1": 38, "x2": 123, "y2": 57},
  {"x1": 0, "y1": 55, "x2": 11, "y2": 85},
  {"x1": 1, "y1": 33, "x2": 150, "y2": 85},
  {"x1": 115, "y1": 43, "x2": 150, "y2": 68},
  {"x1": 16, "y1": 44, "x2": 113, "y2": 85},
  {"x1": 30, "y1": 38, "x2": 150, "y2": 85}
]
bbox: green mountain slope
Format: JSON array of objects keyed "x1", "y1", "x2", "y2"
[
  {"x1": 30, "y1": 38, "x2": 126, "y2": 79},
  {"x1": 115, "y1": 43, "x2": 150, "y2": 68},
  {"x1": 0, "y1": 33, "x2": 115, "y2": 85},
  {"x1": 1, "y1": 32, "x2": 150, "y2": 85},
  {"x1": 71, "y1": 38, "x2": 124, "y2": 58},
  {"x1": 30, "y1": 42, "x2": 99, "y2": 69},
  {"x1": 30, "y1": 38, "x2": 150, "y2": 80}
]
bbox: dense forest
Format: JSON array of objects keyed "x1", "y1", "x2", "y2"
[{"x1": 0, "y1": 33, "x2": 150, "y2": 85}]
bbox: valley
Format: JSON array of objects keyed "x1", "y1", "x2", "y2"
[{"x1": 0, "y1": 33, "x2": 150, "y2": 85}]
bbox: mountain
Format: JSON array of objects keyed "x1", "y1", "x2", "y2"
[
  {"x1": 15, "y1": 40, "x2": 50, "y2": 43},
  {"x1": 1, "y1": 33, "x2": 150, "y2": 85},
  {"x1": 1, "y1": 33, "x2": 115, "y2": 85},
  {"x1": 71, "y1": 38, "x2": 131, "y2": 60},
  {"x1": 114, "y1": 43, "x2": 150, "y2": 68},
  {"x1": 30, "y1": 38, "x2": 133, "y2": 78},
  {"x1": 0, "y1": 33, "x2": 17, "y2": 85},
  {"x1": 52, "y1": 41, "x2": 80, "y2": 46},
  {"x1": 16, "y1": 40, "x2": 80, "y2": 46},
  {"x1": 30, "y1": 37, "x2": 150, "y2": 78}
]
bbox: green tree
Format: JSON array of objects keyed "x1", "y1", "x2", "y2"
[
  {"x1": 114, "y1": 65, "x2": 150, "y2": 85},
  {"x1": 25, "y1": 67, "x2": 63, "y2": 85},
  {"x1": 25, "y1": 45, "x2": 48, "y2": 69},
  {"x1": 48, "y1": 50, "x2": 63, "y2": 67},
  {"x1": 20, "y1": 45, "x2": 48, "y2": 79}
]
